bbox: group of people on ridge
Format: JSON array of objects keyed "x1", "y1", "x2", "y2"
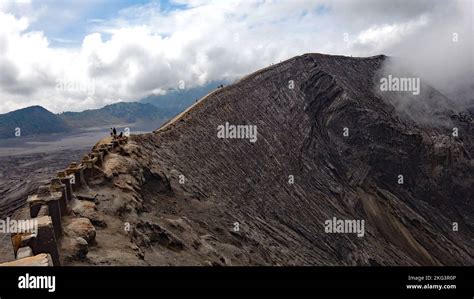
[{"x1": 110, "y1": 127, "x2": 124, "y2": 139}]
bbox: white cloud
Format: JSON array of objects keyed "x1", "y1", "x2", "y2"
[
  {"x1": 353, "y1": 15, "x2": 429, "y2": 53},
  {"x1": 0, "y1": 0, "x2": 472, "y2": 114}
]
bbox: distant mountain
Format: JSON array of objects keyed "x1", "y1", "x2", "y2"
[
  {"x1": 0, "y1": 106, "x2": 70, "y2": 139},
  {"x1": 0, "y1": 102, "x2": 166, "y2": 139},
  {"x1": 60, "y1": 82, "x2": 228, "y2": 129},
  {"x1": 141, "y1": 81, "x2": 227, "y2": 118},
  {"x1": 0, "y1": 82, "x2": 228, "y2": 139},
  {"x1": 59, "y1": 102, "x2": 163, "y2": 128}
]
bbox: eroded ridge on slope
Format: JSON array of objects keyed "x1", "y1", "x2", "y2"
[
  {"x1": 3, "y1": 53, "x2": 471, "y2": 266},
  {"x1": 130, "y1": 53, "x2": 472, "y2": 265}
]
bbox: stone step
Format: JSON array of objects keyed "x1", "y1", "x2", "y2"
[{"x1": 0, "y1": 253, "x2": 53, "y2": 266}]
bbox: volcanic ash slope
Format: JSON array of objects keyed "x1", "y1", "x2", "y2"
[{"x1": 75, "y1": 53, "x2": 473, "y2": 266}]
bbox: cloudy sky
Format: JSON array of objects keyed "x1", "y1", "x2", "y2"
[{"x1": 0, "y1": 0, "x2": 472, "y2": 114}]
